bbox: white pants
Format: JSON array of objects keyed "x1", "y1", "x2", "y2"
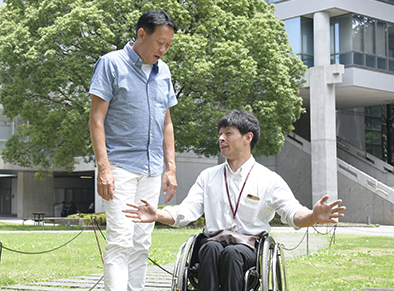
[{"x1": 104, "y1": 164, "x2": 161, "y2": 291}]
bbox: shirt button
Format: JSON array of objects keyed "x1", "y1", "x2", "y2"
[{"x1": 151, "y1": 116, "x2": 153, "y2": 119}]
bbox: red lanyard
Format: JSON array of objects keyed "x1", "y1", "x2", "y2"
[{"x1": 224, "y1": 162, "x2": 255, "y2": 220}]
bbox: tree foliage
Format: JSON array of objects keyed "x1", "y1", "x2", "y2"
[{"x1": 0, "y1": 0, "x2": 306, "y2": 177}]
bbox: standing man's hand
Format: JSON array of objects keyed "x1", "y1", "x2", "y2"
[
  {"x1": 97, "y1": 167, "x2": 115, "y2": 201},
  {"x1": 163, "y1": 169, "x2": 177, "y2": 203}
]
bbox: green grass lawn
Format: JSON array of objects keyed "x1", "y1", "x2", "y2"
[
  {"x1": 287, "y1": 234, "x2": 394, "y2": 290},
  {"x1": 0, "y1": 224, "x2": 198, "y2": 287},
  {"x1": 1, "y1": 223, "x2": 393, "y2": 290}
]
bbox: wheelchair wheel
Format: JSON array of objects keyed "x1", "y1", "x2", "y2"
[
  {"x1": 171, "y1": 234, "x2": 196, "y2": 291},
  {"x1": 277, "y1": 244, "x2": 288, "y2": 291},
  {"x1": 261, "y1": 236, "x2": 285, "y2": 291}
]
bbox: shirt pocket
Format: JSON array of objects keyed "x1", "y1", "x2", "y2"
[
  {"x1": 155, "y1": 79, "x2": 170, "y2": 108},
  {"x1": 237, "y1": 194, "x2": 260, "y2": 223}
]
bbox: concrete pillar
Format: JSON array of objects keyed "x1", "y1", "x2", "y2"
[
  {"x1": 313, "y1": 12, "x2": 331, "y2": 67},
  {"x1": 17, "y1": 171, "x2": 54, "y2": 218},
  {"x1": 305, "y1": 11, "x2": 344, "y2": 205}
]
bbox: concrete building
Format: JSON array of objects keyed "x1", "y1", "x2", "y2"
[
  {"x1": 262, "y1": 0, "x2": 394, "y2": 225},
  {"x1": 0, "y1": 0, "x2": 393, "y2": 225}
]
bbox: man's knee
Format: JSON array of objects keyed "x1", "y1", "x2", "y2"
[
  {"x1": 220, "y1": 245, "x2": 243, "y2": 266},
  {"x1": 199, "y1": 241, "x2": 223, "y2": 260},
  {"x1": 220, "y1": 245, "x2": 255, "y2": 270}
]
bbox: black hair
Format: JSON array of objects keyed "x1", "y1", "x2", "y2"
[
  {"x1": 136, "y1": 10, "x2": 177, "y2": 39},
  {"x1": 217, "y1": 110, "x2": 261, "y2": 150}
]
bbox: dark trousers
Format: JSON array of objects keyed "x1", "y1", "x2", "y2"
[{"x1": 198, "y1": 239, "x2": 256, "y2": 291}]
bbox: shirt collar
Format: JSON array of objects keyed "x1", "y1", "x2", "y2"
[
  {"x1": 224, "y1": 156, "x2": 255, "y2": 179},
  {"x1": 125, "y1": 42, "x2": 159, "y2": 72}
]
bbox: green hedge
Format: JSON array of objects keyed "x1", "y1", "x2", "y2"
[
  {"x1": 68, "y1": 212, "x2": 106, "y2": 225},
  {"x1": 68, "y1": 208, "x2": 284, "y2": 228}
]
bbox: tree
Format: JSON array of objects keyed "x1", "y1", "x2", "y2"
[{"x1": 0, "y1": 0, "x2": 306, "y2": 178}]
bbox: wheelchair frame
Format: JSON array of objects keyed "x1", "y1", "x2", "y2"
[{"x1": 171, "y1": 233, "x2": 288, "y2": 291}]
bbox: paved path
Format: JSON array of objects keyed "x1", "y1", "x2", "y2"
[{"x1": 1, "y1": 263, "x2": 174, "y2": 291}]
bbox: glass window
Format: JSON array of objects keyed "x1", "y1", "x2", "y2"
[
  {"x1": 284, "y1": 18, "x2": 301, "y2": 54},
  {"x1": 353, "y1": 15, "x2": 364, "y2": 52},
  {"x1": 378, "y1": 57, "x2": 387, "y2": 70},
  {"x1": 365, "y1": 106, "x2": 383, "y2": 159},
  {"x1": 301, "y1": 55, "x2": 314, "y2": 67},
  {"x1": 389, "y1": 60, "x2": 394, "y2": 72},
  {"x1": 365, "y1": 106, "x2": 382, "y2": 117},
  {"x1": 330, "y1": 20, "x2": 335, "y2": 55},
  {"x1": 364, "y1": 17, "x2": 375, "y2": 55},
  {"x1": 366, "y1": 55, "x2": 376, "y2": 68},
  {"x1": 389, "y1": 23, "x2": 394, "y2": 59},
  {"x1": 376, "y1": 21, "x2": 387, "y2": 57},
  {"x1": 0, "y1": 113, "x2": 14, "y2": 141},
  {"x1": 354, "y1": 52, "x2": 364, "y2": 65},
  {"x1": 333, "y1": 14, "x2": 353, "y2": 53},
  {"x1": 301, "y1": 17, "x2": 313, "y2": 55},
  {"x1": 339, "y1": 53, "x2": 353, "y2": 65},
  {"x1": 330, "y1": 14, "x2": 394, "y2": 73}
]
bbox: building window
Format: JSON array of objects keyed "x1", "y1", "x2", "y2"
[
  {"x1": 389, "y1": 23, "x2": 394, "y2": 59},
  {"x1": 331, "y1": 14, "x2": 394, "y2": 74},
  {"x1": 365, "y1": 106, "x2": 383, "y2": 159},
  {"x1": 0, "y1": 109, "x2": 16, "y2": 149},
  {"x1": 284, "y1": 17, "x2": 314, "y2": 67}
]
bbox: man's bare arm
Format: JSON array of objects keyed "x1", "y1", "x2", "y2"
[
  {"x1": 89, "y1": 94, "x2": 115, "y2": 200},
  {"x1": 162, "y1": 108, "x2": 177, "y2": 203}
]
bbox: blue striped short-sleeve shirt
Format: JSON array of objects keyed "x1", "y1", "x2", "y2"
[{"x1": 89, "y1": 43, "x2": 178, "y2": 176}]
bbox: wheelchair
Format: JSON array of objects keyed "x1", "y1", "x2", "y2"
[{"x1": 171, "y1": 232, "x2": 288, "y2": 291}]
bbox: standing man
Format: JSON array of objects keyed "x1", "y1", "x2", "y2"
[
  {"x1": 89, "y1": 10, "x2": 178, "y2": 291},
  {"x1": 125, "y1": 110, "x2": 346, "y2": 291}
]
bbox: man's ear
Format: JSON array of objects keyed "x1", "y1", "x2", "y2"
[
  {"x1": 137, "y1": 28, "x2": 146, "y2": 42},
  {"x1": 245, "y1": 132, "x2": 254, "y2": 144}
]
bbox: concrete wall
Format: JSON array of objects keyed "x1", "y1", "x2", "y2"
[
  {"x1": 17, "y1": 171, "x2": 54, "y2": 218},
  {"x1": 338, "y1": 160, "x2": 394, "y2": 225},
  {"x1": 159, "y1": 152, "x2": 218, "y2": 205},
  {"x1": 337, "y1": 137, "x2": 394, "y2": 187},
  {"x1": 264, "y1": 134, "x2": 394, "y2": 225},
  {"x1": 257, "y1": 134, "x2": 313, "y2": 209}
]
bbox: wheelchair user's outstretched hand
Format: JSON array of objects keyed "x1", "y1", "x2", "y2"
[
  {"x1": 123, "y1": 199, "x2": 159, "y2": 223},
  {"x1": 313, "y1": 195, "x2": 346, "y2": 224}
]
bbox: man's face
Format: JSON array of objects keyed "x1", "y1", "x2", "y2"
[
  {"x1": 137, "y1": 24, "x2": 174, "y2": 65},
  {"x1": 219, "y1": 126, "x2": 250, "y2": 159}
]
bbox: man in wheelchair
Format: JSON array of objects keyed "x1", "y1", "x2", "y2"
[{"x1": 124, "y1": 110, "x2": 346, "y2": 291}]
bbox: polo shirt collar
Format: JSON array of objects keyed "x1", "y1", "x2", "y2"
[{"x1": 125, "y1": 42, "x2": 159, "y2": 72}]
